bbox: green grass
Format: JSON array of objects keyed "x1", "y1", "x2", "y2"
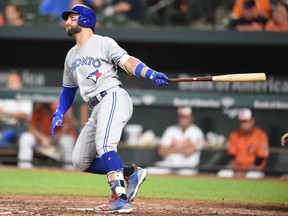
[{"x1": 0, "y1": 168, "x2": 287, "y2": 204}]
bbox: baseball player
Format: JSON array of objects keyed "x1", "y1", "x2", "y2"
[
  {"x1": 50, "y1": 4, "x2": 169, "y2": 214},
  {"x1": 217, "y1": 108, "x2": 269, "y2": 179},
  {"x1": 146, "y1": 107, "x2": 205, "y2": 175}
]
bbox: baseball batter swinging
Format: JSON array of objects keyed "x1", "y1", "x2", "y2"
[{"x1": 50, "y1": 4, "x2": 169, "y2": 214}]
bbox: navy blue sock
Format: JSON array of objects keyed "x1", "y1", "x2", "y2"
[
  {"x1": 84, "y1": 156, "x2": 108, "y2": 174},
  {"x1": 102, "y1": 151, "x2": 123, "y2": 172}
]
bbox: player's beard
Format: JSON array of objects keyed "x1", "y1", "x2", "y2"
[{"x1": 66, "y1": 25, "x2": 82, "y2": 37}]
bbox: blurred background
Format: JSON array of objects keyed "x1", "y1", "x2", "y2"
[{"x1": 0, "y1": 0, "x2": 287, "y2": 178}]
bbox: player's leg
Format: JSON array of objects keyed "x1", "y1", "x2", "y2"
[
  {"x1": 72, "y1": 105, "x2": 140, "y2": 176},
  {"x1": 58, "y1": 134, "x2": 75, "y2": 170},
  {"x1": 17, "y1": 132, "x2": 36, "y2": 169},
  {"x1": 71, "y1": 121, "x2": 99, "y2": 172},
  {"x1": 94, "y1": 87, "x2": 133, "y2": 213}
]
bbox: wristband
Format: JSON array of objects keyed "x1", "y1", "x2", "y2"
[
  {"x1": 145, "y1": 68, "x2": 157, "y2": 80},
  {"x1": 135, "y1": 62, "x2": 146, "y2": 77}
]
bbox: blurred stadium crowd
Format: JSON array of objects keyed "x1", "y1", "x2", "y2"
[{"x1": 0, "y1": 0, "x2": 288, "y2": 31}]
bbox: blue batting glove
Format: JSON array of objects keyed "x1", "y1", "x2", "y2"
[
  {"x1": 147, "y1": 69, "x2": 169, "y2": 87},
  {"x1": 51, "y1": 111, "x2": 63, "y2": 139}
]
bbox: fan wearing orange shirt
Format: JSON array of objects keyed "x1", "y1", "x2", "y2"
[
  {"x1": 217, "y1": 108, "x2": 269, "y2": 179},
  {"x1": 265, "y1": 1, "x2": 288, "y2": 32},
  {"x1": 228, "y1": 0, "x2": 268, "y2": 31},
  {"x1": 231, "y1": 0, "x2": 271, "y2": 19},
  {"x1": 17, "y1": 102, "x2": 77, "y2": 169}
]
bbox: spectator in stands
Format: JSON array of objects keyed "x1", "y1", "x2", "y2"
[
  {"x1": 2, "y1": 3, "x2": 25, "y2": 26},
  {"x1": 217, "y1": 108, "x2": 269, "y2": 179},
  {"x1": 228, "y1": 0, "x2": 268, "y2": 31},
  {"x1": 146, "y1": 107, "x2": 205, "y2": 176},
  {"x1": 0, "y1": 71, "x2": 32, "y2": 147},
  {"x1": 230, "y1": 0, "x2": 271, "y2": 19},
  {"x1": 17, "y1": 102, "x2": 77, "y2": 170},
  {"x1": 38, "y1": 0, "x2": 72, "y2": 24},
  {"x1": 265, "y1": 1, "x2": 288, "y2": 31},
  {"x1": 101, "y1": 0, "x2": 146, "y2": 26},
  {"x1": 5, "y1": 71, "x2": 23, "y2": 89},
  {"x1": 39, "y1": 0, "x2": 102, "y2": 26}
]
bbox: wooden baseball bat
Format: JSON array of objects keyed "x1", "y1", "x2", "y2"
[{"x1": 168, "y1": 73, "x2": 266, "y2": 83}]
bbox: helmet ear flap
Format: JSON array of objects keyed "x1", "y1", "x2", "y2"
[{"x1": 78, "y1": 15, "x2": 89, "y2": 27}]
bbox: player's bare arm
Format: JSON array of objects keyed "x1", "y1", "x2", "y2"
[
  {"x1": 29, "y1": 126, "x2": 51, "y2": 148},
  {"x1": 119, "y1": 56, "x2": 169, "y2": 86},
  {"x1": 158, "y1": 144, "x2": 195, "y2": 157},
  {"x1": 281, "y1": 133, "x2": 288, "y2": 146}
]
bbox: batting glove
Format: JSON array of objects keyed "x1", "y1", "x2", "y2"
[
  {"x1": 147, "y1": 70, "x2": 169, "y2": 87},
  {"x1": 51, "y1": 111, "x2": 63, "y2": 139}
]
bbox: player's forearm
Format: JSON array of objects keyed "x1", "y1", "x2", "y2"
[
  {"x1": 124, "y1": 57, "x2": 161, "y2": 81},
  {"x1": 123, "y1": 57, "x2": 149, "y2": 77},
  {"x1": 29, "y1": 126, "x2": 49, "y2": 143},
  {"x1": 1, "y1": 111, "x2": 28, "y2": 120},
  {"x1": 158, "y1": 146, "x2": 174, "y2": 157},
  {"x1": 255, "y1": 157, "x2": 267, "y2": 171},
  {"x1": 281, "y1": 132, "x2": 288, "y2": 146},
  {"x1": 56, "y1": 86, "x2": 77, "y2": 115},
  {"x1": 158, "y1": 145, "x2": 183, "y2": 157},
  {"x1": 180, "y1": 145, "x2": 196, "y2": 156},
  {"x1": 120, "y1": 56, "x2": 169, "y2": 86}
]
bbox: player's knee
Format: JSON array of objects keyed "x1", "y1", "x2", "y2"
[
  {"x1": 71, "y1": 151, "x2": 90, "y2": 171},
  {"x1": 96, "y1": 143, "x2": 117, "y2": 157}
]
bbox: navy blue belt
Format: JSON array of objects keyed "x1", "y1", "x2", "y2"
[{"x1": 88, "y1": 91, "x2": 107, "y2": 110}]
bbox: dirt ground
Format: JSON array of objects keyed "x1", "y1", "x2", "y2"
[{"x1": 0, "y1": 194, "x2": 288, "y2": 216}]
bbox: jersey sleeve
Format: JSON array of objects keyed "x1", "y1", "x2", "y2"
[
  {"x1": 63, "y1": 53, "x2": 77, "y2": 88},
  {"x1": 104, "y1": 37, "x2": 130, "y2": 67},
  {"x1": 227, "y1": 131, "x2": 237, "y2": 156},
  {"x1": 256, "y1": 130, "x2": 269, "y2": 158},
  {"x1": 160, "y1": 127, "x2": 174, "y2": 147},
  {"x1": 193, "y1": 127, "x2": 205, "y2": 150}
]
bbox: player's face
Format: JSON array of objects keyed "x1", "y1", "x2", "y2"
[
  {"x1": 178, "y1": 114, "x2": 193, "y2": 130},
  {"x1": 66, "y1": 14, "x2": 82, "y2": 37},
  {"x1": 239, "y1": 119, "x2": 255, "y2": 132}
]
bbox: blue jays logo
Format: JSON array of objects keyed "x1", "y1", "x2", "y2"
[{"x1": 86, "y1": 69, "x2": 102, "y2": 84}]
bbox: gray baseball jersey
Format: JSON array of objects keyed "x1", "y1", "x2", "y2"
[
  {"x1": 65, "y1": 34, "x2": 134, "y2": 168},
  {"x1": 63, "y1": 34, "x2": 130, "y2": 102}
]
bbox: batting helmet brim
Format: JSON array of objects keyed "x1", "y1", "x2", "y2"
[{"x1": 62, "y1": 10, "x2": 80, "y2": 21}]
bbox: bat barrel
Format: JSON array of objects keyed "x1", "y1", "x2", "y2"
[{"x1": 212, "y1": 73, "x2": 266, "y2": 82}]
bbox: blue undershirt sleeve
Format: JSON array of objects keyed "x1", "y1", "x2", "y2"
[{"x1": 56, "y1": 86, "x2": 78, "y2": 114}]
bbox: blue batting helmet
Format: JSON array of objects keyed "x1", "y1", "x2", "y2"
[{"x1": 62, "y1": 4, "x2": 96, "y2": 29}]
